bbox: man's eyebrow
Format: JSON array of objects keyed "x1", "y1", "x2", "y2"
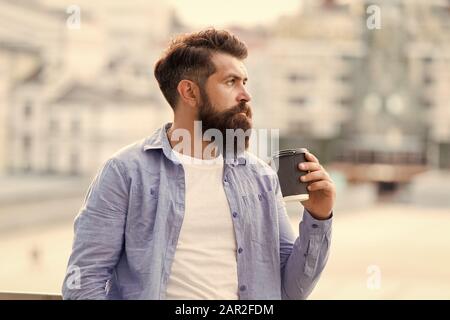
[{"x1": 223, "y1": 73, "x2": 248, "y2": 81}]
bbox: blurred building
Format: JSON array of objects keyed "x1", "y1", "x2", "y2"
[
  {"x1": 2, "y1": 0, "x2": 450, "y2": 180},
  {"x1": 2, "y1": 0, "x2": 179, "y2": 176},
  {"x1": 244, "y1": 0, "x2": 450, "y2": 187},
  {"x1": 340, "y1": 0, "x2": 450, "y2": 184},
  {"x1": 404, "y1": 0, "x2": 450, "y2": 170},
  {"x1": 263, "y1": 0, "x2": 364, "y2": 164},
  {"x1": 0, "y1": 0, "x2": 64, "y2": 174},
  {"x1": 9, "y1": 79, "x2": 170, "y2": 175}
]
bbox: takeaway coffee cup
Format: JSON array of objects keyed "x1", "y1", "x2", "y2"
[{"x1": 271, "y1": 148, "x2": 309, "y2": 202}]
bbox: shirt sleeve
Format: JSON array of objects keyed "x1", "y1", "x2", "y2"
[
  {"x1": 275, "y1": 176, "x2": 333, "y2": 300},
  {"x1": 61, "y1": 158, "x2": 129, "y2": 300}
]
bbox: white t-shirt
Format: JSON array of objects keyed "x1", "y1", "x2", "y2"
[{"x1": 165, "y1": 150, "x2": 239, "y2": 300}]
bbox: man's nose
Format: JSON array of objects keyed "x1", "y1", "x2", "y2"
[{"x1": 237, "y1": 86, "x2": 252, "y2": 103}]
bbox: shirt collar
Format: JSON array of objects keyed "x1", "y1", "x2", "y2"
[{"x1": 143, "y1": 122, "x2": 247, "y2": 167}]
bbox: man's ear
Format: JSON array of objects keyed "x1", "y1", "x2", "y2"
[{"x1": 177, "y1": 80, "x2": 200, "y2": 108}]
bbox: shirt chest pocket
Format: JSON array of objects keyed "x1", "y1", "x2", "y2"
[{"x1": 126, "y1": 180, "x2": 160, "y2": 247}]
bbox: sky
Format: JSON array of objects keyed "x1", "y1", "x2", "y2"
[{"x1": 166, "y1": 0, "x2": 301, "y2": 28}]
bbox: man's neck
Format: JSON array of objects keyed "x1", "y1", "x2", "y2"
[{"x1": 167, "y1": 121, "x2": 219, "y2": 160}]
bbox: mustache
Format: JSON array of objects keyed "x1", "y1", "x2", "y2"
[{"x1": 227, "y1": 101, "x2": 252, "y2": 118}]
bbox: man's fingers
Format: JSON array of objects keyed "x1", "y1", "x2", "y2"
[
  {"x1": 307, "y1": 180, "x2": 334, "y2": 192},
  {"x1": 300, "y1": 170, "x2": 331, "y2": 183},
  {"x1": 298, "y1": 161, "x2": 322, "y2": 172},
  {"x1": 298, "y1": 152, "x2": 322, "y2": 172},
  {"x1": 305, "y1": 152, "x2": 320, "y2": 163}
]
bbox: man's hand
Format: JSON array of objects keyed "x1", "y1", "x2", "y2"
[{"x1": 298, "y1": 151, "x2": 336, "y2": 220}]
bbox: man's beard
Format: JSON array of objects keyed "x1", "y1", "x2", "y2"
[{"x1": 198, "y1": 90, "x2": 253, "y2": 157}]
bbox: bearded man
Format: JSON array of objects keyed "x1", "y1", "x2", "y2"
[{"x1": 62, "y1": 28, "x2": 335, "y2": 300}]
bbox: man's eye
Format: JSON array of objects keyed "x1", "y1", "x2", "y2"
[{"x1": 226, "y1": 79, "x2": 235, "y2": 85}]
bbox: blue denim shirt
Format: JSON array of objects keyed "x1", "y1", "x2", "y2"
[{"x1": 62, "y1": 122, "x2": 332, "y2": 300}]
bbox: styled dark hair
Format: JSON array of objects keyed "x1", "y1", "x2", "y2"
[{"x1": 154, "y1": 28, "x2": 248, "y2": 109}]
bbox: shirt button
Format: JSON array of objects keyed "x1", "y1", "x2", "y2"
[
  {"x1": 239, "y1": 285, "x2": 247, "y2": 291},
  {"x1": 232, "y1": 212, "x2": 238, "y2": 218},
  {"x1": 258, "y1": 194, "x2": 262, "y2": 201},
  {"x1": 238, "y1": 247, "x2": 243, "y2": 254},
  {"x1": 312, "y1": 224, "x2": 319, "y2": 229}
]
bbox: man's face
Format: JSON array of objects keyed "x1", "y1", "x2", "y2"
[{"x1": 198, "y1": 53, "x2": 253, "y2": 154}]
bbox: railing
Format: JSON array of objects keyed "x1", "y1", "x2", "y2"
[
  {"x1": 329, "y1": 162, "x2": 428, "y2": 183},
  {"x1": 0, "y1": 291, "x2": 62, "y2": 300}
]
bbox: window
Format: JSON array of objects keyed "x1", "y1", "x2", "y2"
[
  {"x1": 69, "y1": 152, "x2": 80, "y2": 176},
  {"x1": 71, "y1": 119, "x2": 81, "y2": 135},
  {"x1": 23, "y1": 135, "x2": 31, "y2": 149},
  {"x1": 421, "y1": 98, "x2": 434, "y2": 108},
  {"x1": 22, "y1": 135, "x2": 32, "y2": 171},
  {"x1": 288, "y1": 97, "x2": 308, "y2": 107},
  {"x1": 287, "y1": 73, "x2": 312, "y2": 83},
  {"x1": 49, "y1": 119, "x2": 59, "y2": 134},
  {"x1": 423, "y1": 75, "x2": 434, "y2": 85},
  {"x1": 47, "y1": 147, "x2": 56, "y2": 174},
  {"x1": 23, "y1": 101, "x2": 32, "y2": 119},
  {"x1": 422, "y1": 56, "x2": 433, "y2": 64},
  {"x1": 439, "y1": 143, "x2": 450, "y2": 169},
  {"x1": 340, "y1": 54, "x2": 354, "y2": 62},
  {"x1": 337, "y1": 74, "x2": 352, "y2": 83},
  {"x1": 338, "y1": 97, "x2": 353, "y2": 106}
]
